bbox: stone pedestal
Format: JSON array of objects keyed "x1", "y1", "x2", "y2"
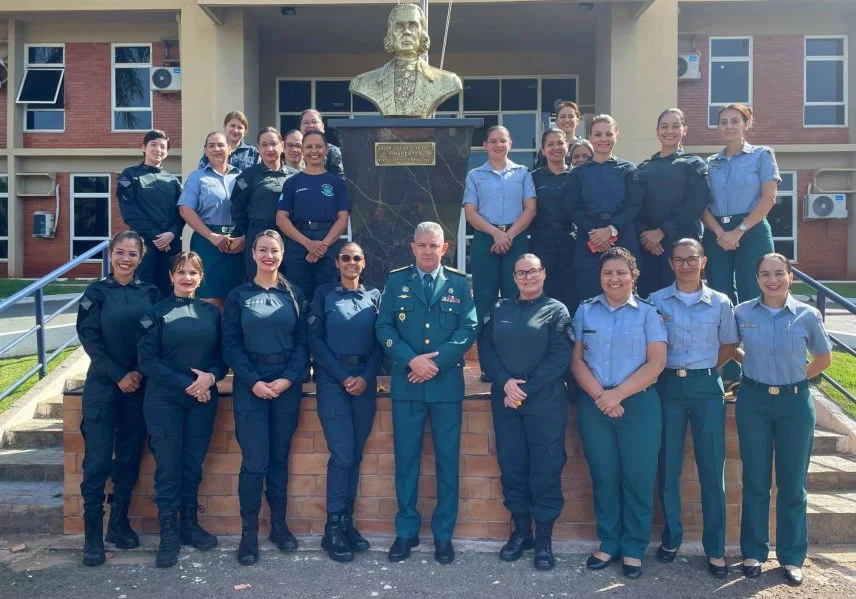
[{"x1": 328, "y1": 118, "x2": 482, "y2": 288}]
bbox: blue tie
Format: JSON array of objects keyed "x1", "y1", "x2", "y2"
[{"x1": 423, "y1": 273, "x2": 434, "y2": 301}]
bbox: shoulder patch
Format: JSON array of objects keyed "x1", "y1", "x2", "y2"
[
  {"x1": 236, "y1": 177, "x2": 248, "y2": 190},
  {"x1": 118, "y1": 177, "x2": 131, "y2": 188},
  {"x1": 79, "y1": 298, "x2": 93, "y2": 311},
  {"x1": 307, "y1": 314, "x2": 318, "y2": 325},
  {"x1": 140, "y1": 315, "x2": 154, "y2": 331}
]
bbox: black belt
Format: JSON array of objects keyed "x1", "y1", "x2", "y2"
[
  {"x1": 535, "y1": 221, "x2": 572, "y2": 232},
  {"x1": 208, "y1": 225, "x2": 236, "y2": 235},
  {"x1": 588, "y1": 212, "x2": 613, "y2": 222},
  {"x1": 490, "y1": 223, "x2": 514, "y2": 232},
  {"x1": 664, "y1": 367, "x2": 715, "y2": 378},
  {"x1": 741, "y1": 377, "x2": 808, "y2": 396},
  {"x1": 296, "y1": 220, "x2": 333, "y2": 231},
  {"x1": 715, "y1": 213, "x2": 749, "y2": 225},
  {"x1": 249, "y1": 352, "x2": 291, "y2": 365},
  {"x1": 339, "y1": 354, "x2": 367, "y2": 365}
]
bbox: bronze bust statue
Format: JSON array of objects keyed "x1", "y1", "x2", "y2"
[{"x1": 350, "y1": 3, "x2": 463, "y2": 118}]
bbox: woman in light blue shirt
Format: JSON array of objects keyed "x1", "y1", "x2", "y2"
[
  {"x1": 178, "y1": 131, "x2": 242, "y2": 309},
  {"x1": 648, "y1": 238, "x2": 737, "y2": 578},
  {"x1": 733, "y1": 253, "x2": 832, "y2": 586},
  {"x1": 571, "y1": 247, "x2": 667, "y2": 579}
]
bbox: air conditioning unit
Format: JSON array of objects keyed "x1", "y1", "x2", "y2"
[
  {"x1": 151, "y1": 66, "x2": 181, "y2": 92},
  {"x1": 32, "y1": 211, "x2": 55, "y2": 238},
  {"x1": 678, "y1": 54, "x2": 701, "y2": 80},
  {"x1": 804, "y1": 193, "x2": 848, "y2": 220}
]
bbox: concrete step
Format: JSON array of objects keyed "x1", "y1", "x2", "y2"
[
  {"x1": 2, "y1": 419, "x2": 63, "y2": 448},
  {"x1": 0, "y1": 448, "x2": 64, "y2": 482},
  {"x1": 33, "y1": 396, "x2": 64, "y2": 419},
  {"x1": 0, "y1": 481, "x2": 63, "y2": 534},
  {"x1": 807, "y1": 492, "x2": 856, "y2": 545},
  {"x1": 813, "y1": 428, "x2": 845, "y2": 455},
  {"x1": 808, "y1": 454, "x2": 856, "y2": 492}
]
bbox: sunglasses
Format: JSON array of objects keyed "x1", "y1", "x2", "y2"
[{"x1": 338, "y1": 254, "x2": 364, "y2": 263}]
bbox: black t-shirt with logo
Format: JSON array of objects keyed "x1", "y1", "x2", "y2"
[{"x1": 278, "y1": 171, "x2": 351, "y2": 222}]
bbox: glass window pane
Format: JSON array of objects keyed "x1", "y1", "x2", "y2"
[
  {"x1": 711, "y1": 39, "x2": 750, "y2": 58},
  {"x1": 0, "y1": 176, "x2": 7, "y2": 194},
  {"x1": 463, "y1": 79, "x2": 499, "y2": 111},
  {"x1": 0, "y1": 197, "x2": 7, "y2": 237},
  {"x1": 278, "y1": 80, "x2": 311, "y2": 113},
  {"x1": 0, "y1": 240, "x2": 7, "y2": 260},
  {"x1": 467, "y1": 150, "x2": 487, "y2": 173},
  {"x1": 321, "y1": 117, "x2": 341, "y2": 147},
  {"x1": 73, "y1": 239, "x2": 104, "y2": 259},
  {"x1": 436, "y1": 93, "x2": 460, "y2": 113},
  {"x1": 280, "y1": 114, "x2": 300, "y2": 134},
  {"x1": 315, "y1": 80, "x2": 351, "y2": 113},
  {"x1": 26, "y1": 110, "x2": 65, "y2": 131},
  {"x1": 466, "y1": 114, "x2": 499, "y2": 147},
  {"x1": 114, "y1": 67, "x2": 151, "y2": 108},
  {"x1": 27, "y1": 46, "x2": 63, "y2": 65},
  {"x1": 710, "y1": 61, "x2": 749, "y2": 103},
  {"x1": 806, "y1": 61, "x2": 844, "y2": 103},
  {"x1": 768, "y1": 195, "x2": 793, "y2": 237},
  {"x1": 17, "y1": 69, "x2": 63, "y2": 103},
  {"x1": 502, "y1": 113, "x2": 537, "y2": 150},
  {"x1": 73, "y1": 176, "x2": 110, "y2": 195},
  {"x1": 779, "y1": 173, "x2": 795, "y2": 193},
  {"x1": 709, "y1": 106, "x2": 721, "y2": 127},
  {"x1": 114, "y1": 110, "x2": 152, "y2": 131},
  {"x1": 74, "y1": 197, "x2": 110, "y2": 238},
  {"x1": 805, "y1": 105, "x2": 846, "y2": 126},
  {"x1": 352, "y1": 93, "x2": 377, "y2": 113},
  {"x1": 501, "y1": 79, "x2": 537, "y2": 110},
  {"x1": 541, "y1": 78, "x2": 577, "y2": 114},
  {"x1": 773, "y1": 240, "x2": 795, "y2": 260},
  {"x1": 806, "y1": 38, "x2": 844, "y2": 57},
  {"x1": 114, "y1": 46, "x2": 151, "y2": 64},
  {"x1": 509, "y1": 151, "x2": 535, "y2": 169}
]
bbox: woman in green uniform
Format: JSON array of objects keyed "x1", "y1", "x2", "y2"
[{"x1": 734, "y1": 253, "x2": 832, "y2": 586}]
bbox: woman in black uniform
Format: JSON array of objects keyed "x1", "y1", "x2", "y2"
[
  {"x1": 76, "y1": 231, "x2": 161, "y2": 567},
  {"x1": 308, "y1": 241, "x2": 382, "y2": 562},
  {"x1": 478, "y1": 253, "x2": 573, "y2": 571},
  {"x1": 533, "y1": 101, "x2": 582, "y2": 169},
  {"x1": 137, "y1": 251, "x2": 226, "y2": 568},
  {"x1": 223, "y1": 229, "x2": 308, "y2": 566}
]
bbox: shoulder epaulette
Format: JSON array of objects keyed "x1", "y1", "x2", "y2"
[
  {"x1": 443, "y1": 265, "x2": 466, "y2": 276},
  {"x1": 637, "y1": 296, "x2": 656, "y2": 307},
  {"x1": 390, "y1": 265, "x2": 411, "y2": 273},
  {"x1": 581, "y1": 297, "x2": 597, "y2": 304}
]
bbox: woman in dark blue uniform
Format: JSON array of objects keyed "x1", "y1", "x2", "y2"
[
  {"x1": 308, "y1": 241, "x2": 382, "y2": 562},
  {"x1": 636, "y1": 109, "x2": 710, "y2": 298},
  {"x1": 734, "y1": 253, "x2": 832, "y2": 586},
  {"x1": 138, "y1": 251, "x2": 227, "y2": 568},
  {"x1": 533, "y1": 101, "x2": 581, "y2": 170},
  {"x1": 117, "y1": 130, "x2": 183, "y2": 296},
  {"x1": 223, "y1": 229, "x2": 309, "y2": 566},
  {"x1": 571, "y1": 247, "x2": 667, "y2": 579},
  {"x1": 568, "y1": 115, "x2": 644, "y2": 303},
  {"x1": 230, "y1": 127, "x2": 299, "y2": 282},
  {"x1": 478, "y1": 253, "x2": 573, "y2": 571},
  {"x1": 76, "y1": 231, "x2": 161, "y2": 567},
  {"x1": 198, "y1": 111, "x2": 260, "y2": 172},
  {"x1": 276, "y1": 129, "x2": 351, "y2": 302},
  {"x1": 569, "y1": 139, "x2": 594, "y2": 167}
]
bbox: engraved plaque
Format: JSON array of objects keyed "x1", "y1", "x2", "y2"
[{"x1": 375, "y1": 142, "x2": 436, "y2": 166}]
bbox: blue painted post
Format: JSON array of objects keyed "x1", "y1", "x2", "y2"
[
  {"x1": 34, "y1": 288, "x2": 47, "y2": 378},
  {"x1": 102, "y1": 244, "x2": 110, "y2": 277},
  {"x1": 817, "y1": 292, "x2": 826, "y2": 320}
]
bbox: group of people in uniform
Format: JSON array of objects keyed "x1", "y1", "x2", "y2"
[{"x1": 74, "y1": 101, "x2": 832, "y2": 587}]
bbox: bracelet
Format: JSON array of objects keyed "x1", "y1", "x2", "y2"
[{"x1": 208, "y1": 372, "x2": 216, "y2": 387}]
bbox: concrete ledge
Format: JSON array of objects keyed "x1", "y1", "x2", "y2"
[{"x1": 813, "y1": 385, "x2": 856, "y2": 455}]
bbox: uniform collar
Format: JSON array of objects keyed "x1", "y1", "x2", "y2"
[
  {"x1": 477, "y1": 159, "x2": 524, "y2": 174},
  {"x1": 335, "y1": 284, "x2": 365, "y2": 296},
  {"x1": 650, "y1": 148, "x2": 685, "y2": 161},
  {"x1": 748, "y1": 293, "x2": 799, "y2": 314},
  {"x1": 714, "y1": 141, "x2": 755, "y2": 161},
  {"x1": 663, "y1": 283, "x2": 713, "y2": 306},
  {"x1": 171, "y1": 294, "x2": 195, "y2": 305},
  {"x1": 138, "y1": 161, "x2": 163, "y2": 173},
  {"x1": 203, "y1": 162, "x2": 240, "y2": 176},
  {"x1": 248, "y1": 279, "x2": 290, "y2": 294},
  {"x1": 595, "y1": 293, "x2": 638, "y2": 310},
  {"x1": 106, "y1": 274, "x2": 143, "y2": 288},
  {"x1": 414, "y1": 264, "x2": 442, "y2": 280},
  {"x1": 234, "y1": 141, "x2": 255, "y2": 153},
  {"x1": 516, "y1": 294, "x2": 546, "y2": 307}
]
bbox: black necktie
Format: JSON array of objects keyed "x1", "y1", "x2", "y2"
[{"x1": 423, "y1": 273, "x2": 434, "y2": 301}]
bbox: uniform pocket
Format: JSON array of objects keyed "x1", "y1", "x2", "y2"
[
  {"x1": 440, "y1": 301, "x2": 461, "y2": 329},
  {"x1": 396, "y1": 297, "x2": 415, "y2": 328},
  {"x1": 692, "y1": 319, "x2": 719, "y2": 346},
  {"x1": 623, "y1": 325, "x2": 645, "y2": 357},
  {"x1": 790, "y1": 324, "x2": 809, "y2": 360}
]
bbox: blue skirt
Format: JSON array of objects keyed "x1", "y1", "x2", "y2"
[{"x1": 190, "y1": 230, "x2": 243, "y2": 299}]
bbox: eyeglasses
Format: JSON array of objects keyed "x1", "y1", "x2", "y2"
[
  {"x1": 285, "y1": 143, "x2": 302, "y2": 150},
  {"x1": 670, "y1": 256, "x2": 701, "y2": 267},
  {"x1": 513, "y1": 267, "x2": 544, "y2": 280},
  {"x1": 338, "y1": 254, "x2": 364, "y2": 263}
]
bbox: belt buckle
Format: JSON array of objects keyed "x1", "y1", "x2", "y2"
[
  {"x1": 768, "y1": 386, "x2": 780, "y2": 396},
  {"x1": 721, "y1": 216, "x2": 732, "y2": 224},
  {"x1": 496, "y1": 224, "x2": 508, "y2": 232},
  {"x1": 676, "y1": 369, "x2": 688, "y2": 378}
]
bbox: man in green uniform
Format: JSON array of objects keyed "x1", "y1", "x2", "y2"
[{"x1": 376, "y1": 221, "x2": 477, "y2": 565}]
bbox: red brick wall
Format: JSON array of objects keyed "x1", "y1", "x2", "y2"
[
  {"x1": 23, "y1": 42, "x2": 182, "y2": 149},
  {"x1": 794, "y1": 170, "x2": 849, "y2": 279},
  {"x1": 680, "y1": 35, "x2": 849, "y2": 147}
]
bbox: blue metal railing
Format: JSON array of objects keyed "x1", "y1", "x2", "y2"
[
  {"x1": 0, "y1": 241, "x2": 110, "y2": 402},
  {"x1": 793, "y1": 267, "x2": 856, "y2": 406}
]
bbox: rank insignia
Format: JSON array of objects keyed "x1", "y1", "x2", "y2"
[
  {"x1": 448, "y1": 287, "x2": 454, "y2": 293},
  {"x1": 386, "y1": 339, "x2": 393, "y2": 347},
  {"x1": 401, "y1": 286, "x2": 409, "y2": 293},
  {"x1": 399, "y1": 313, "x2": 406, "y2": 321}
]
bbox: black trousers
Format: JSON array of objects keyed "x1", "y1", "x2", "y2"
[
  {"x1": 530, "y1": 230, "x2": 577, "y2": 314},
  {"x1": 137, "y1": 237, "x2": 179, "y2": 298}
]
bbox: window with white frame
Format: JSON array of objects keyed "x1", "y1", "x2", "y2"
[
  {"x1": 768, "y1": 171, "x2": 797, "y2": 261},
  {"x1": 112, "y1": 44, "x2": 152, "y2": 131},
  {"x1": 16, "y1": 44, "x2": 65, "y2": 132},
  {"x1": 708, "y1": 37, "x2": 752, "y2": 127},
  {"x1": 0, "y1": 175, "x2": 8, "y2": 261},
  {"x1": 71, "y1": 175, "x2": 111, "y2": 260},
  {"x1": 805, "y1": 36, "x2": 848, "y2": 127}
]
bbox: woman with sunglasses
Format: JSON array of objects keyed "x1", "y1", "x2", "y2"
[
  {"x1": 478, "y1": 253, "x2": 573, "y2": 571},
  {"x1": 308, "y1": 242, "x2": 382, "y2": 562}
]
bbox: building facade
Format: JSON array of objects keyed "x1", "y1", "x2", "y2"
[{"x1": 0, "y1": 0, "x2": 854, "y2": 279}]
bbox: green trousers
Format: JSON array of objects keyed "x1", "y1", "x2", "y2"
[
  {"x1": 657, "y1": 371, "x2": 726, "y2": 558},
  {"x1": 736, "y1": 380, "x2": 814, "y2": 567},
  {"x1": 471, "y1": 230, "x2": 529, "y2": 323},
  {"x1": 702, "y1": 215, "x2": 773, "y2": 306},
  {"x1": 578, "y1": 387, "x2": 661, "y2": 559}
]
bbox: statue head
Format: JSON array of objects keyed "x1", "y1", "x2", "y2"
[{"x1": 383, "y1": 2, "x2": 430, "y2": 58}]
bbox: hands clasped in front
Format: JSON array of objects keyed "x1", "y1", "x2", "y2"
[
  {"x1": 593, "y1": 388, "x2": 625, "y2": 418},
  {"x1": 407, "y1": 351, "x2": 440, "y2": 383},
  {"x1": 185, "y1": 368, "x2": 216, "y2": 403},
  {"x1": 251, "y1": 378, "x2": 292, "y2": 400}
]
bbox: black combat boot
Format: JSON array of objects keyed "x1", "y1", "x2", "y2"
[
  {"x1": 343, "y1": 499, "x2": 370, "y2": 552},
  {"x1": 268, "y1": 499, "x2": 298, "y2": 552},
  {"x1": 500, "y1": 514, "x2": 535, "y2": 562},
  {"x1": 533, "y1": 519, "x2": 556, "y2": 571},
  {"x1": 156, "y1": 511, "x2": 181, "y2": 568},
  {"x1": 179, "y1": 501, "x2": 218, "y2": 550},
  {"x1": 105, "y1": 495, "x2": 139, "y2": 549},
  {"x1": 321, "y1": 511, "x2": 355, "y2": 562},
  {"x1": 82, "y1": 512, "x2": 106, "y2": 567},
  {"x1": 237, "y1": 511, "x2": 259, "y2": 566}
]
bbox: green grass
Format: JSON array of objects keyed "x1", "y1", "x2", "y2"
[
  {"x1": 817, "y1": 349, "x2": 856, "y2": 421},
  {"x1": 791, "y1": 282, "x2": 856, "y2": 299},
  {"x1": 0, "y1": 347, "x2": 78, "y2": 414},
  {"x1": 0, "y1": 279, "x2": 92, "y2": 299}
]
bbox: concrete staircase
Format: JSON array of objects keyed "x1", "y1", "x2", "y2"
[
  {"x1": 0, "y1": 395, "x2": 64, "y2": 534},
  {"x1": 807, "y1": 427, "x2": 856, "y2": 544}
]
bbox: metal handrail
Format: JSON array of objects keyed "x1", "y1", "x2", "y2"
[
  {"x1": 793, "y1": 267, "x2": 856, "y2": 406},
  {"x1": 0, "y1": 240, "x2": 110, "y2": 402}
]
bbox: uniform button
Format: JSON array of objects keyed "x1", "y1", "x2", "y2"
[
  {"x1": 425, "y1": 323, "x2": 430, "y2": 328},
  {"x1": 425, "y1": 339, "x2": 430, "y2": 344}
]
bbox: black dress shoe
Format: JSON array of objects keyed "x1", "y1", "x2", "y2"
[
  {"x1": 388, "y1": 536, "x2": 419, "y2": 562},
  {"x1": 623, "y1": 563, "x2": 643, "y2": 579},
  {"x1": 782, "y1": 566, "x2": 804, "y2": 586},
  {"x1": 708, "y1": 560, "x2": 729, "y2": 578},
  {"x1": 499, "y1": 529, "x2": 534, "y2": 562},
  {"x1": 742, "y1": 564, "x2": 761, "y2": 578},
  {"x1": 656, "y1": 545, "x2": 678, "y2": 563},
  {"x1": 434, "y1": 539, "x2": 455, "y2": 565},
  {"x1": 586, "y1": 554, "x2": 617, "y2": 570}
]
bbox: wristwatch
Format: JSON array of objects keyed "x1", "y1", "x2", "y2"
[
  {"x1": 609, "y1": 225, "x2": 618, "y2": 237},
  {"x1": 737, "y1": 223, "x2": 748, "y2": 233}
]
